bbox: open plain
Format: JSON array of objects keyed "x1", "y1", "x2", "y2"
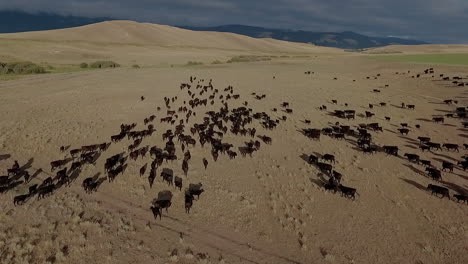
[{"x1": 0, "y1": 21, "x2": 467, "y2": 264}]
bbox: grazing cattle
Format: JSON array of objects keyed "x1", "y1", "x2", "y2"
[
  {"x1": 227, "y1": 150, "x2": 237, "y2": 159},
  {"x1": 338, "y1": 185, "x2": 358, "y2": 200},
  {"x1": 453, "y1": 194, "x2": 467, "y2": 203},
  {"x1": 383, "y1": 146, "x2": 398, "y2": 156},
  {"x1": 418, "y1": 137, "x2": 430, "y2": 143},
  {"x1": 398, "y1": 128, "x2": 409, "y2": 135},
  {"x1": 150, "y1": 205, "x2": 162, "y2": 220},
  {"x1": 332, "y1": 171, "x2": 342, "y2": 183},
  {"x1": 140, "y1": 164, "x2": 147, "y2": 177},
  {"x1": 148, "y1": 169, "x2": 156, "y2": 188},
  {"x1": 308, "y1": 154, "x2": 319, "y2": 164},
  {"x1": 188, "y1": 183, "x2": 204, "y2": 199},
  {"x1": 432, "y1": 117, "x2": 444, "y2": 123},
  {"x1": 317, "y1": 162, "x2": 333, "y2": 175},
  {"x1": 333, "y1": 133, "x2": 345, "y2": 140},
  {"x1": 365, "y1": 111, "x2": 375, "y2": 118},
  {"x1": 362, "y1": 145, "x2": 378, "y2": 154},
  {"x1": 458, "y1": 160, "x2": 467, "y2": 171},
  {"x1": 404, "y1": 153, "x2": 420, "y2": 163},
  {"x1": 175, "y1": 176, "x2": 183, "y2": 191},
  {"x1": 0, "y1": 176, "x2": 10, "y2": 186},
  {"x1": 37, "y1": 185, "x2": 55, "y2": 199},
  {"x1": 13, "y1": 194, "x2": 29, "y2": 205},
  {"x1": 419, "y1": 145, "x2": 430, "y2": 151},
  {"x1": 427, "y1": 184, "x2": 450, "y2": 199},
  {"x1": 184, "y1": 191, "x2": 194, "y2": 213},
  {"x1": 443, "y1": 143, "x2": 459, "y2": 152},
  {"x1": 82, "y1": 177, "x2": 99, "y2": 193},
  {"x1": 420, "y1": 160, "x2": 432, "y2": 167},
  {"x1": 70, "y1": 161, "x2": 82, "y2": 172},
  {"x1": 442, "y1": 161, "x2": 454, "y2": 172},
  {"x1": 322, "y1": 154, "x2": 335, "y2": 163},
  {"x1": 385, "y1": 116, "x2": 391, "y2": 121},
  {"x1": 426, "y1": 142, "x2": 442, "y2": 151},
  {"x1": 303, "y1": 128, "x2": 321, "y2": 140},
  {"x1": 50, "y1": 159, "x2": 67, "y2": 171},
  {"x1": 203, "y1": 158, "x2": 208, "y2": 169},
  {"x1": 407, "y1": 105, "x2": 415, "y2": 110},
  {"x1": 161, "y1": 169, "x2": 174, "y2": 186},
  {"x1": 426, "y1": 168, "x2": 442, "y2": 181},
  {"x1": 28, "y1": 184, "x2": 38, "y2": 195},
  {"x1": 258, "y1": 135, "x2": 272, "y2": 144},
  {"x1": 182, "y1": 160, "x2": 189, "y2": 175}
]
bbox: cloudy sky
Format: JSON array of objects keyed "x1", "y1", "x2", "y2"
[{"x1": 1, "y1": 0, "x2": 467, "y2": 43}]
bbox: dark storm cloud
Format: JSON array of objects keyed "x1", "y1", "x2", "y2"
[{"x1": 1, "y1": 0, "x2": 467, "y2": 43}]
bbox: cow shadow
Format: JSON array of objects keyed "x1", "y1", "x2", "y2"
[
  {"x1": 0, "y1": 154, "x2": 11, "y2": 161},
  {"x1": 390, "y1": 104, "x2": 404, "y2": 108},
  {"x1": 400, "y1": 178, "x2": 426, "y2": 191},
  {"x1": 403, "y1": 164, "x2": 426, "y2": 177},
  {"x1": 299, "y1": 154, "x2": 309, "y2": 163},
  {"x1": 415, "y1": 118, "x2": 431, "y2": 122},
  {"x1": 431, "y1": 152, "x2": 459, "y2": 162},
  {"x1": 453, "y1": 172, "x2": 468, "y2": 181},
  {"x1": 20, "y1": 158, "x2": 34, "y2": 171},
  {"x1": 67, "y1": 168, "x2": 82, "y2": 185},
  {"x1": 399, "y1": 136, "x2": 418, "y2": 143},
  {"x1": 31, "y1": 168, "x2": 43, "y2": 181},
  {"x1": 432, "y1": 157, "x2": 451, "y2": 164},
  {"x1": 94, "y1": 178, "x2": 106, "y2": 191},
  {"x1": 404, "y1": 144, "x2": 417, "y2": 150},
  {"x1": 442, "y1": 181, "x2": 468, "y2": 195},
  {"x1": 434, "y1": 109, "x2": 453, "y2": 113}
]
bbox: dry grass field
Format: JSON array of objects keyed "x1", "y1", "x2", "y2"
[{"x1": 0, "y1": 21, "x2": 467, "y2": 264}]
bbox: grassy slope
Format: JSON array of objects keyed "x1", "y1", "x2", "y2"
[{"x1": 370, "y1": 53, "x2": 468, "y2": 65}]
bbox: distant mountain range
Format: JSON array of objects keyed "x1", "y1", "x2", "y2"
[
  {"x1": 0, "y1": 10, "x2": 428, "y2": 49},
  {"x1": 180, "y1": 25, "x2": 428, "y2": 49}
]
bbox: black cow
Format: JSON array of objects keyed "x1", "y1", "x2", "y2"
[
  {"x1": 442, "y1": 161, "x2": 454, "y2": 172},
  {"x1": 338, "y1": 185, "x2": 358, "y2": 200},
  {"x1": 453, "y1": 194, "x2": 467, "y2": 203},
  {"x1": 427, "y1": 184, "x2": 449, "y2": 199}
]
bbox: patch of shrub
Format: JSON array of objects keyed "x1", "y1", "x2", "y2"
[
  {"x1": 226, "y1": 55, "x2": 272, "y2": 63},
  {"x1": 186, "y1": 61, "x2": 203, "y2": 66},
  {"x1": 0, "y1": 61, "x2": 46, "y2": 75},
  {"x1": 80, "y1": 62, "x2": 88, "y2": 68},
  {"x1": 89, "y1": 61, "x2": 120, "y2": 69}
]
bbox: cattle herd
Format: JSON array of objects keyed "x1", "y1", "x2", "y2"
[
  {"x1": 1, "y1": 67, "x2": 467, "y2": 221},
  {"x1": 1, "y1": 75, "x2": 291, "y2": 218},
  {"x1": 301, "y1": 67, "x2": 467, "y2": 202}
]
